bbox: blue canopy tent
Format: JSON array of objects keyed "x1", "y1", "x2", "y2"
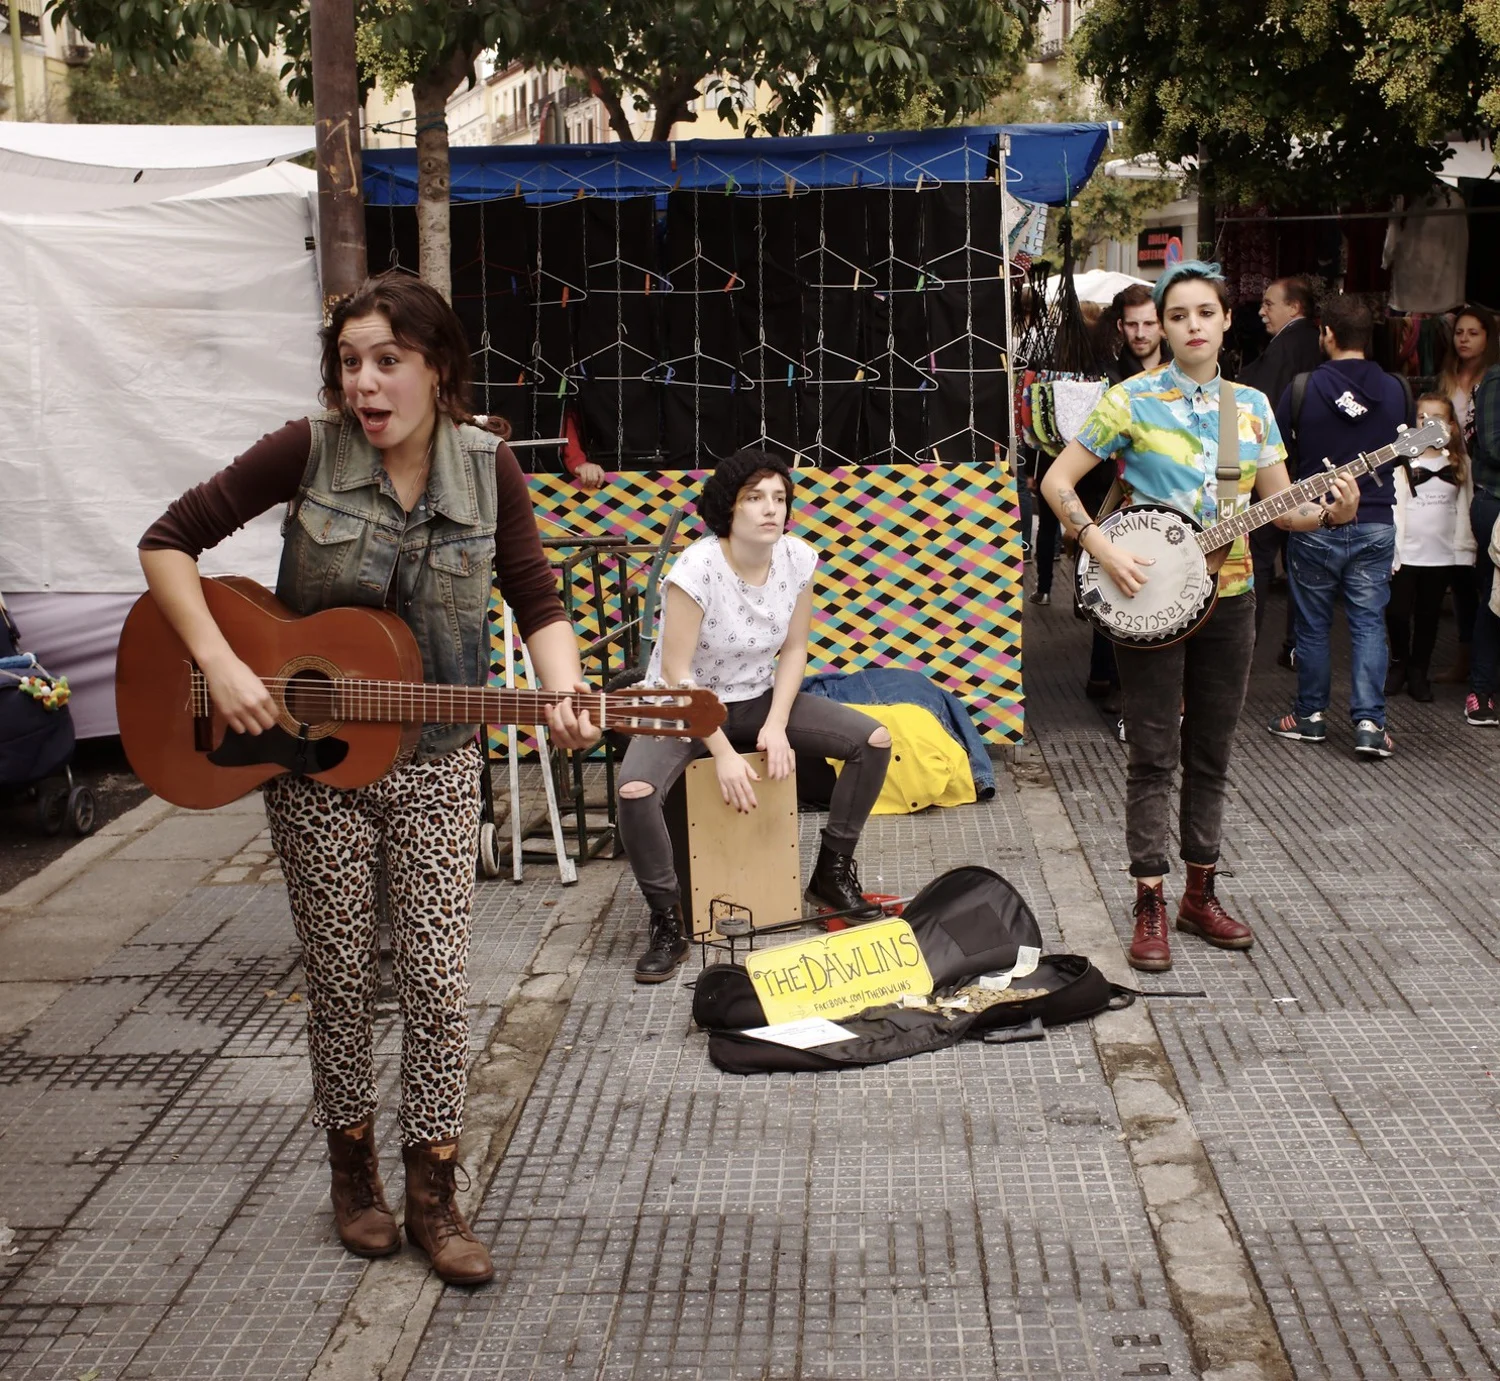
[{"x1": 361, "y1": 124, "x2": 1113, "y2": 206}]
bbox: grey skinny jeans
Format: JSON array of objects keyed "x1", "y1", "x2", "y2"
[
  {"x1": 1113, "y1": 592, "x2": 1256, "y2": 879},
  {"x1": 617, "y1": 690, "x2": 891, "y2": 913}
]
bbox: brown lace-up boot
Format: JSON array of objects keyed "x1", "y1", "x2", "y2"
[
  {"x1": 327, "y1": 1119, "x2": 400, "y2": 1257},
  {"x1": 1128, "y1": 881, "x2": 1173, "y2": 972},
  {"x1": 1177, "y1": 863, "x2": 1254, "y2": 950},
  {"x1": 402, "y1": 1139, "x2": 494, "y2": 1285}
]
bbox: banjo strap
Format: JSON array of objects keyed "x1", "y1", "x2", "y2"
[{"x1": 1217, "y1": 377, "x2": 1240, "y2": 513}]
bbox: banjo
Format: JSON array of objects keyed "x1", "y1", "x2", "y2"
[{"x1": 1075, "y1": 416, "x2": 1451, "y2": 647}]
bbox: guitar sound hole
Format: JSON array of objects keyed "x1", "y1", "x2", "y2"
[{"x1": 283, "y1": 669, "x2": 338, "y2": 728}]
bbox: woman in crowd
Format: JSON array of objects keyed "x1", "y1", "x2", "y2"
[
  {"x1": 616, "y1": 449, "x2": 892, "y2": 983},
  {"x1": 1387, "y1": 393, "x2": 1473, "y2": 701},
  {"x1": 139, "y1": 272, "x2": 598, "y2": 1286},
  {"x1": 1431, "y1": 305, "x2": 1495, "y2": 681},
  {"x1": 1437, "y1": 304, "x2": 1499, "y2": 434}
]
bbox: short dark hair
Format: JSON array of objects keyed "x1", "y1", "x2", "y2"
[
  {"x1": 1274, "y1": 276, "x2": 1317, "y2": 318},
  {"x1": 1116, "y1": 283, "x2": 1156, "y2": 314},
  {"x1": 320, "y1": 271, "x2": 506, "y2": 435},
  {"x1": 1320, "y1": 295, "x2": 1373, "y2": 354},
  {"x1": 698, "y1": 448, "x2": 795, "y2": 538}
]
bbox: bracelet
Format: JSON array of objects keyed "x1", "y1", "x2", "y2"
[
  {"x1": 1318, "y1": 507, "x2": 1337, "y2": 529},
  {"x1": 1075, "y1": 521, "x2": 1097, "y2": 544}
]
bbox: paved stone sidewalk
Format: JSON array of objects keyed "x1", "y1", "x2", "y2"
[
  {"x1": 1023, "y1": 583, "x2": 1500, "y2": 1381},
  {"x1": 2, "y1": 583, "x2": 1497, "y2": 1380}
]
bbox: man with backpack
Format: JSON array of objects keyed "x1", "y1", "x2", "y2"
[{"x1": 1267, "y1": 295, "x2": 1413, "y2": 759}]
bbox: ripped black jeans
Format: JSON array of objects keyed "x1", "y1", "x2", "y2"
[{"x1": 616, "y1": 690, "x2": 891, "y2": 913}]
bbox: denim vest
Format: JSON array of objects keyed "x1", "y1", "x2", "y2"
[{"x1": 276, "y1": 413, "x2": 498, "y2": 762}]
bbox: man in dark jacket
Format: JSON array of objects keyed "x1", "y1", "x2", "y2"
[
  {"x1": 1240, "y1": 277, "x2": 1324, "y2": 651},
  {"x1": 1267, "y1": 295, "x2": 1410, "y2": 758}
]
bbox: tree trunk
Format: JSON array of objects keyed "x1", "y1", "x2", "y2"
[
  {"x1": 412, "y1": 49, "x2": 476, "y2": 301},
  {"x1": 648, "y1": 75, "x2": 702, "y2": 141},
  {"x1": 584, "y1": 66, "x2": 636, "y2": 142},
  {"x1": 309, "y1": 0, "x2": 367, "y2": 307}
]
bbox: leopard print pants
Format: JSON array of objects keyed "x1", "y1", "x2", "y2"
[{"x1": 263, "y1": 740, "x2": 483, "y2": 1146}]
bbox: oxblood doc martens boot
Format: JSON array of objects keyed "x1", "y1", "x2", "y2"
[{"x1": 1177, "y1": 863, "x2": 1254, "y2": 950}]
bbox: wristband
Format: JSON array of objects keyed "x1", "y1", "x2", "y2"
[
  {"x1": 1075, "y1": 521, "x2": 1097, "y2": 544},
  {"x1": 1318, "y1": 507, "x2": 1336, "y2": 529}
]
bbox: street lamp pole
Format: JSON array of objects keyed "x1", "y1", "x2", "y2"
[{"x1": 309, "y1": 0, "x2": 367, "y2": 310}]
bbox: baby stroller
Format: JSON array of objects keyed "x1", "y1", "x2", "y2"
[{"x1": 0, "y1": 590, "x2": 96, "y2": 837}]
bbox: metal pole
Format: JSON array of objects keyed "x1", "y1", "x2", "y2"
[
  {"x1": 998, "y1": 133, "x2": 1016, "y2": 479},
  {"x1": 309, "y1": 0, "x2": 367, "y2": 309},
  {"x1": 7, "y1": 0, "x2": 25, "y2": 120}
]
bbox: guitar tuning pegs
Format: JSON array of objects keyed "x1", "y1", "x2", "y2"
[{"x1": 1397, "y1": 423, "x2": 1408, "y2": 432}]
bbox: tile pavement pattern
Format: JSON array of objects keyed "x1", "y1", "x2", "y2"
[
  {"x1": 1024, "y1": 583, "x2": 1500, "y2": 1380},
  {"x1": 1, "y1": 578, "x2": 1496, "y2": 1379},
  {"x1": 2, "y1": 803, "x2": 1203, "y2": 1379},
  {"x1": 407, "y1": 808, "x2": 1196, "y2": 1380},
  {"x1": 0, "y1": 846, "x2": 557, "y2": 1381}
]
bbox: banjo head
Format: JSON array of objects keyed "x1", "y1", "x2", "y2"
[{"x1": 1074, "y1": 504, "x2": 1218, "y2": 646}]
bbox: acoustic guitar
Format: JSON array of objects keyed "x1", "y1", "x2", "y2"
[{"x1": 116, "y1": 576, "x2": 726, "y2": 810}]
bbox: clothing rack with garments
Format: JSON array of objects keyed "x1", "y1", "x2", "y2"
[{"x1": 365, "y1": 127, "x2": 1110, "y2": 474}]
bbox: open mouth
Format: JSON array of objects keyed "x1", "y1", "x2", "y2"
[{"x1": 358, "y1": 408, "x2": 392, "y2": 433}]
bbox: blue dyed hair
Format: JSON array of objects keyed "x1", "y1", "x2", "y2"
[{"x1": 1152, "y1": 259, "x2": 1231, "y2": 312}]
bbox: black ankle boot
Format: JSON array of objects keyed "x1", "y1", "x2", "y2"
[
  {"x1": 634, "y1": 906, "x2": 688, "y2": 983},
  {"x1": 805, "y1": 845, "x2": 883, "y2": 920}
]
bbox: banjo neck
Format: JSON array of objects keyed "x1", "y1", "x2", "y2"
[{"x1": 1192, "y1": 427, "x2": 1438, "y2": 554}]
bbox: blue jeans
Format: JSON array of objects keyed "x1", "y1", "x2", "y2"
[
  {"x1": 1289, "y1": 524, "x2": 1397, "y2": 724},
  {"x1": 1469, "y1": 492, "x2": 1500, "y2": 697}
]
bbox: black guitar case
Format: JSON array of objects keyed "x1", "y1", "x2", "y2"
[{"x1": 692, "y1": 866, "x2": 1136, "y2": 1075}]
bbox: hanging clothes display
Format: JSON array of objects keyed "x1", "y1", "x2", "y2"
[{"x1": 1384, "y1": 183, "x2": 1469, "y2": 314}]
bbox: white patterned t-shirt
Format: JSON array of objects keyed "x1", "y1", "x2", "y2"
[{"x1": 646, "y1": 535, "x2": 817, "y2": 702}]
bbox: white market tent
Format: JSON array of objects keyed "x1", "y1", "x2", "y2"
[
  {"x1": 1044, "y1": 268, "x2": 1153, "y2": 305},
  {"x1": 0, "y1": 125, "x2": 322, "y2": 737}
]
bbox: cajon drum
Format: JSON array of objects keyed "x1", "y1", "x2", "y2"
[{"x1": 663, "y1": 751, "x2": 802, "y2": 938}]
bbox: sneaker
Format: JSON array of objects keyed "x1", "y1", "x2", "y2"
[
  {"x1": 1267, "y1": 710, "x2": 1326, "y2": 741},
  {"x1": 1029, "y1": 590, "x2": 1051, "y2": 606},
  {"x1": 1465, "y1": 693, "x2": 1500, "y2": 727},
  {"x1": 1352, "y1": 719, "x2": 1393, "y2": 758}
]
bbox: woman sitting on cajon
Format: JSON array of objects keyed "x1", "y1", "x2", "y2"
[{"x1": 618, "y1": 449, "x2": 893, "y2": 982}]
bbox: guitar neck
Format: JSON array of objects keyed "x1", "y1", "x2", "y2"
[
  {"x1": 189, "y1": 675, "x2": 610, "y2": 728},
  {"x1": 1194, "y1": 447, "x2": 1391, "y2": 552},
  {"x1": 333, "y1": 683, "x2": 605, "y2": 726}
]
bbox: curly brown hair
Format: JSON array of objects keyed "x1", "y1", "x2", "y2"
[
  {"x1": 318, "y1": 271, "x2": 509, "y2": 437},
  {"x1": 698, "y1": 448, "x2": 795, "y2": 538}
]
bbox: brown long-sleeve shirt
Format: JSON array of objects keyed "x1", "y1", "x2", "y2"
[{"x1": 139, "y1": 419, "x2": 567, "y2": 640}]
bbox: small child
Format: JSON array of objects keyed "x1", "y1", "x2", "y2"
[{"x1": 1387, "y1": 393, "x2": 1474, "y2": 701}]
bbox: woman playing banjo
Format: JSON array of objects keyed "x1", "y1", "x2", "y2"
[{"x1": 1041, "y1": 260, "x2": 1360, "y2": 974}]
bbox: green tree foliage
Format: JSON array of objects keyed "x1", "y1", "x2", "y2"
[
  {"x1": 542, "y1": 0, "x2": 1042, "y2": 142},
  {"x1": 1072, "y1": 0, "x2": 1499, "y2": 208},
  {"x1": 68, "y1": 41, "x2": 304, "y2": 125},
  {"x1": 47, "y1": 0, "x2": 1044, "y2": 287}
]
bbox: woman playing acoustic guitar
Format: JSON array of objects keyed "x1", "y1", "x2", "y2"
[{"x1": 138, "y1": 272, "x2": 599, "y2": 1285}]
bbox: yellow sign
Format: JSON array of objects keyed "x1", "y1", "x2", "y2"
[{"x1": 746, "y1": 918, "x2": 934, "y2": 1024}]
